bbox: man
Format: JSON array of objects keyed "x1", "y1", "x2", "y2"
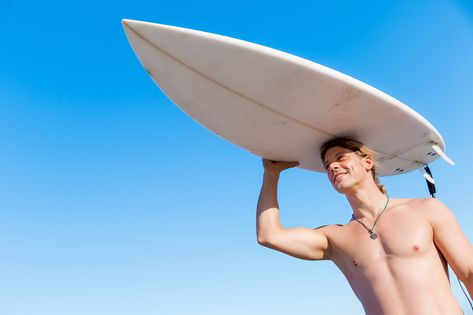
[{"x1": 256, "y1": 137, "x2": 473, "y2": 314}]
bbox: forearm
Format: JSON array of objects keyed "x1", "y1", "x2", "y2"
[{"x1": 256, "y1": 171, "x2": 283, "y2": 243}]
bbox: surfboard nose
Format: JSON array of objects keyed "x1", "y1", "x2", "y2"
[{"x1": 122, "y1": 19, "x2": 140, "y2": 30}]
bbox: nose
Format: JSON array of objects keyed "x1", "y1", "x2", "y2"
[{"x1": 327, "y1": 162, "x2": 340, "y2": 174}]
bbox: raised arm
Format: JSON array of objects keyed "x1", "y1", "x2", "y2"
[{"x1": 256, "y1": 159, "x2": 331, "y2": 260}]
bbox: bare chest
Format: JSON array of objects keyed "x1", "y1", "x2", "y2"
[{"x1": 330, "y1": 209, "x2": 436, "y2": 272}]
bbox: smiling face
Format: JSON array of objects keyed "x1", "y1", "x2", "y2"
[
  {"x1": 323, "y1": 146, "x2": 375, "y2": 194},
  {"x1": 320, "y1": 137, "x2": 387, "y2": 195}
]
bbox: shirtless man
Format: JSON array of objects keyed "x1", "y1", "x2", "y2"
[{"x1": 256, "y1": 138, "x2": 473, "y2": 314}]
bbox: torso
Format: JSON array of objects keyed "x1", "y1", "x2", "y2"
[{"x1": 323, "y1": 198, "x2": 463, "y2": 315}]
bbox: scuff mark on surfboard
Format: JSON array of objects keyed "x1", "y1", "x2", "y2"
[
  {"x1": 274, "y1": 121, "x2": 287, "y2": 125},
  {"x1": 331, "y1": 87, "x2": 363, "y2": 110}
]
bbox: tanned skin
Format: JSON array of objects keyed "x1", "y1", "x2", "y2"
[{"x1": 256, "y1": 146, "x2": 473, "y2": 314}]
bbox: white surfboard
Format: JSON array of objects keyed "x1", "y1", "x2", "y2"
[{"x1": 122, "y1": 19, "x2": 450, "y2": 176}]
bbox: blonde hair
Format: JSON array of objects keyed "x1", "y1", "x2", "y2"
[{"x1": 320, "y1": 137, "x2": 387, "y2": 195}]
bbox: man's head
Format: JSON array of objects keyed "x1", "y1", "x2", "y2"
[{"x1": 320, "y1": 138, "x2": 387, "y2": 195}]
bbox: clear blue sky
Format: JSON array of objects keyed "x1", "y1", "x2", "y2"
[{"x1": 1, "y1": 0, "x2": 472, "y2": 314}]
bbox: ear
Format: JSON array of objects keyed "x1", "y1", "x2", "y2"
[{"x1": 362, "y1": 155, "x2": 375, "y2": 171}]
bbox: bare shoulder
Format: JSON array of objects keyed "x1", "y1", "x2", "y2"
[
  {"x1": 388, "y1": 197, "x2": 445, "y2": 211},
  {"x1": 406, "y1": 197, "x2": 449, "y2": 212},
  {"x1": 396, "y1": 197, "x2": 455, "y2": 223},
  {"x1": 419, "y1": 198, "x2": 455, "y2": 224},
  {"x1": 389, "y1": 197, "x2": 426, "y2": 209},
  {"x1": 313, "y1": 223, "x2": 346, "y2": 240}
]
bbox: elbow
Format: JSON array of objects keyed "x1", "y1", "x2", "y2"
[
  {"x1": 257, "y1": 233, "x2": 275, "y2": 247},
  {"x1": 256, "y1": 226, "x2": 282, "y2": 247},
  {"x1": 467, "y1": 269, "x2": 473, "y2": 286},
  {"x1": 257, "y1": 234, "x2": 270, "y2": 246},
  {"x1": 459, "y1": 267, "x2": 473, "y2": 289},
  {"x1": 257, "y1": 231, "x2": 282, "y2": 248}
]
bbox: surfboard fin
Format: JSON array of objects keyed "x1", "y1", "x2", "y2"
[
  {"x1": 431, "y1": 144, "x2": 455, "y2": 166},
  {"x1": 417, "y1": 163, "x2": 435, "y2": 184}
]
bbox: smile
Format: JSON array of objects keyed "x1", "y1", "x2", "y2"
[{"x1": 333, "y1": 172, "x2": 347, "y2": 182}]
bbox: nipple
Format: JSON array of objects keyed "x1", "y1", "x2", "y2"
[{"x1": 353, "y1": 260, "x2": 358, "y2": 267}]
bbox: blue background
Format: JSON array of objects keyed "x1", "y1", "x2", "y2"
[{"x1": 1, "y1": 0, "x2": 472, "y2": 314}]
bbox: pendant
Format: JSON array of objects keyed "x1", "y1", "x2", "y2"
[{"x1": 370, "y1": 232, "x2": 378, "y2": 240}]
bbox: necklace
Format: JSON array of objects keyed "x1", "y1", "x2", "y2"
[{"x1": 351, "y1": 196, "x2": 390, "y2": 240}]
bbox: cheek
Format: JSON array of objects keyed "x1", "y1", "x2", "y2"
[
  {"x1": 326, "y1": 173, "x2": 333, "y2": 182},
  {"x1": 345, "y1": 163, "x2": 356, "y2": 173}
]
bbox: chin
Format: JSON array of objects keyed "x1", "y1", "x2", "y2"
[
  {"x1": 332, "y1": 184, "x2": 347, "y2": 194},
  {"x1": 335, "y1": 188, "x2": 350, "y2": 195},
  {"x1": 332, "y1": 182, "x2": 354, "y2": 194}
]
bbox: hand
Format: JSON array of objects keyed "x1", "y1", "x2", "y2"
[{"x1": 262, "y1": 158, "x2": 299, "y2": 175}]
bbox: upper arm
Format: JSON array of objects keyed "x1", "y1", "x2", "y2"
[
  {"x1": 425, "y1": 198, "x2": 473, "y2": 282},
  {"x1": 259, "y1": 225, "x2": 332, "y2": 261}
]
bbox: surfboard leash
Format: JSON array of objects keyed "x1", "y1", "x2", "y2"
[
  {"x1": 423, "y1": 165, "x2": 436, "y2": 198},
  {"x1": 458, "y1": 276, "x2": 473, "y2": 312},
  {"x1": 423, "y1": 164, "x2": 473, "y2": 312}
]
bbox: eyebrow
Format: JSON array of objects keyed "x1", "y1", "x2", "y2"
[{"x1": 323, "y1": 152, "x2": 346, "y2": 169}]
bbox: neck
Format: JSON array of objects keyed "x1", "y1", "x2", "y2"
[{"x1": 345, "y1": 183, "x2": 388, "y2": 221}]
